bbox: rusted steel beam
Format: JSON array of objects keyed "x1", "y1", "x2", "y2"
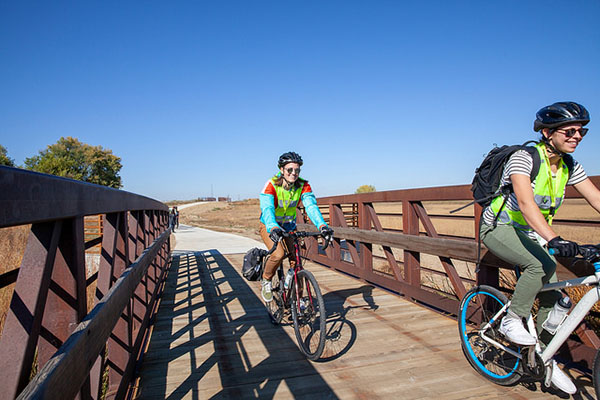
[
  {"x1": 331, "y1": 205, "x2": 362, "y2": 272},
  {"x1": 365, "y1": 204, "x2": 403, "y2": 282},
  {"x1": 0, "y1": 166, "x2": 167, "y2": 228},
  {"x1": 38, "y1": 218, "x2": 87, "y2": 368},
  {"x1": 328, "y1": 204, "x2": 341, "y2": 264},
  {"x1": 358, "y1": 202, "x2": 374, "y2": 273},
  {"x1": 412, "y1": 201, "x2": 467, "y2": 300},
  {"x1": 0, "y1": 268, "x2": 19, "y2": 289},
  {"x1": 307, "y1": 252, "x2": 459, "y2": 314},
  {"x1": 317, "y1": 184, "x2": 473, "y2": 204},
  {"x1": 313, "y1": 176, "x2": 600, "y2": 206},
  {"x1": 297, "y1": 223, "x2": 479, "y2": 262},
  {"x1": 104, "y1": 212, "x2": 131, "y2": 400},
  {"x1": 403, "y1": 200, "x2": 421, "y2": 288},
  {"x1": 16, "y1": 230, "x2": 170, "y2": 400},
  {"x1": 0, "y1": 221, "x2": 61, "y2": 399}
]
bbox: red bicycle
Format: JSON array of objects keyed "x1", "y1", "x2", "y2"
[{"x1": 264, "y1": 230, "x2": 332, "y2": 360}]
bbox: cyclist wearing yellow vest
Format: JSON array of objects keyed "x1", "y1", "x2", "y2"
[
  {"x1": 480, "y1": 102, "x2": 600, "y2": 394},
  {"x1": 259, "y1": 152, "x2": 333, "y2": 302}
]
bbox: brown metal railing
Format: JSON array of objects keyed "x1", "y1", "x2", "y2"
[
  {"x1": 298, "y1": 176, "x2": 600, "y2": 368},
  {"x1": 0, "y1": 166, "x2": 171, "y2": 400}
]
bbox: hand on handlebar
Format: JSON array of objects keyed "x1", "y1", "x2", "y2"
[
  {"x1": 269, "y1": 227, "x2": 283, "y2": 244},
  {"x1": 320, "y1": 225, "x2": 334, "y2": 237},
  {"x1": 320, "y1": 225, "x2": 334, "y2": 250},
  {"x1": 548, "y1": 236, "x2": 579, "y2": 258}
]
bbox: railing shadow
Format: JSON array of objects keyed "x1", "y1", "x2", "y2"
[
  {"x1": 319, "y1": 284, "x2": 378, "y2": 362},
  {"x1": 136, "y1": 249, "x2": 339, "y2": 399}
]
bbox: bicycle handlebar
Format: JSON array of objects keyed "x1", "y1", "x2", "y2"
[
  {"x1": 266, "y1": 230, "x2": 333, "y2": 255},
  {"x1": 548, "y1": 244, "x2": 600, "y2": 262}
]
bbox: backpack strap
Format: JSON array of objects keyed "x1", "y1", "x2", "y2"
[
  {"x1": 520, "y1": 141, "x2": 541, "y2": 183},
  {"x1": 563, "y1": 153, "x2": 574, "y2": 179}
]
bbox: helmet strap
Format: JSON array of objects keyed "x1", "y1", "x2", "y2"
[{"x1": 541, "y1": 133, "x2": 565, "y2": 158}]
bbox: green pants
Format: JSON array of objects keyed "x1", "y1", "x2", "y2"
[{"x1": 480, "y1": 222, "x2": 561, "y2": 338}]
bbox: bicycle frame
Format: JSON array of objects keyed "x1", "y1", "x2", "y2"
[
  {"x1": 277, "y1": 239, "x2": 305, "y2": 309},
  {"x1": 275, "y1": 232, "x2": 319, "y2": 313},
  {"x1": 477, "y1": 262, "x2": 600, "y2": 365},
  {"x1": 540, "y1": 269, "x2": 600, "y2": 363}
]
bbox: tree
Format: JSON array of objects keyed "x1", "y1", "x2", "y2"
[
  {"x1": 0, "y1": 145, "x2": 15, "y2": 167},
  {"x1": 355, "y1": 185, "x2": 376, "y2": 194},
  {"x1": 24, "y1": 137, "x2": 123, "y2": 188}
]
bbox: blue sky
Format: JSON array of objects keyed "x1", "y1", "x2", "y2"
[{"x1": 1, "y1": 1, "x2": 599, "y2": 201}]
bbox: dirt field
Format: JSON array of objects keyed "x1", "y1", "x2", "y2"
[{"x1": 178, "y1": 199, "x2": 262, "y2": 241}]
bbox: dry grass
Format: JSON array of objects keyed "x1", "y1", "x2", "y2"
[{"x1": 0, "y1": 225, "x2": 30, "y2": 335}]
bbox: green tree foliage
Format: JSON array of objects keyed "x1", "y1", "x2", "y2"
[
  {"x1": 355, "y1": 185, "x2": 376, "y2": 194},
  {"x1": 0, "y1": 145, "x2": 15, "y2": 167},
  {"x1": 24, "y1": 137, "x2": 123, "y2": 188}
]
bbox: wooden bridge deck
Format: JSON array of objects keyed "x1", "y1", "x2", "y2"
[{"x1": 133, "y1": 250, "x2": 594, "y2": 399}]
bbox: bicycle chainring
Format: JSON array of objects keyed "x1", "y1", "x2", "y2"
[{"x1": 521, "y1": 348, "x2": 545, "y2": 380}]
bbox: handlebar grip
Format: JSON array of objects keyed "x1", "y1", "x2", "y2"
[{"x1": 548, "y1": 248, "x2": 556, "y2": 256}]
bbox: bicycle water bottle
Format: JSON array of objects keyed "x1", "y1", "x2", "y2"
[
  {"x1": 542, "y1": 296, "x2": 572, "y2": 334},
  {"x1": 284, "y1": 268, "x2": 294, "y2": 290}
]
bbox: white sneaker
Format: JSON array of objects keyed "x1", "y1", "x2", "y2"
[
  {"x1": 550, "y1": 360, "x2": 576, "y2": 394},
  {"x1": 498, "y1": 310, "x2": 536, "y2": 345},
  {"x1": 261, "y1": 279, "x2": 273, "y2": 302}
]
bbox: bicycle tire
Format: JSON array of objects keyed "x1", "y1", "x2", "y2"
[
  {"x1": 291, "y1": 269, "x2": 326, "y2": 360},
  {"x1": 592, "y1": 347, "x2": 600, "y2": 398},
  {"x1": 458, "y1": 285, "x2": 522, "y2": 385},
  {"x1": 266, "y1": 269, "x2": 284, "y2": 325}
]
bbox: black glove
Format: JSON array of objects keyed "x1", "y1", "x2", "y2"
[
  {"x1": 269, "y1": 228, "x2": 283, "y2": 243},
  {"x1": 548, "y1": 236, "x2": 579, "y2": 258},
  {"x1": 320, "y1": 225, "x2": 334, "y2": 237}
]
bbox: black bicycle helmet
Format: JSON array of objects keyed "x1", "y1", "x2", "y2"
[
  {"x1": 534, "y1": 101, "x2": 590, "y2": 132},
  {"x1": 277, "y1": 151, "x2": 303, "y2": 168}
]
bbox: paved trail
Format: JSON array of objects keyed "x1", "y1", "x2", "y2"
[{"x1": 172, "y1": 224, "x2": 266, "y2": 255}]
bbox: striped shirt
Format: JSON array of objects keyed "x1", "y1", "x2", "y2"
[{"x1": 482, "y1": 150, "x2": 587, "y2": 237}]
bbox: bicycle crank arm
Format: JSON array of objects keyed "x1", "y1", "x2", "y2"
[{"x1": 479, "y1": 332, "x2": 524, "y2": 360}]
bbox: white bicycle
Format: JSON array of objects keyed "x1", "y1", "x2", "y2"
[{"x1": 458, "y1": 244, "x2": 600, "y2": 395}]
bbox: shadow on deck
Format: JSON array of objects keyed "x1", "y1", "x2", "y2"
[
  {"x1": 135, "y1": 250, "x2": 339, "y2": 399},
  {"x1": 134, "y1": 250, "x2": 596, "y2": 399}
]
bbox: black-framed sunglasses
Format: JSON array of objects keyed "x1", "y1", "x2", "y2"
[
  {"x1": 285, "y1": 167, "x2": 301, "y2": 174},
  {"x1": 554, "y1": 127, "x2": 589, "y2": 138}
]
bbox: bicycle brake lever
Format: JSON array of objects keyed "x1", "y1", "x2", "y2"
[{"x1": 322, "y1": 234, "x2": 332, "y2": 251}]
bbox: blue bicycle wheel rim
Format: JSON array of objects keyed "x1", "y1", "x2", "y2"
[{"x1": 460, "y1": 289, "x2": 520, "y2": 379}]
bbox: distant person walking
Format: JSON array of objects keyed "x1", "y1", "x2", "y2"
[
  {"x1": 174, "y1": 206, "x2": 179, "y2": 229},
  {"x1": 169, "y1": 208, "x2": 177, "y2": 232},
  {"x1": 258, "y1": 151, "x2": 333, "y2": 302}
]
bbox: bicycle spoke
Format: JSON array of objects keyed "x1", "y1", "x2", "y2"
[
  {"x1": 459, "y1": 286, "x2": 522, "y2": 385},
  {"x1": 291, "y1": 270, "x2": 326, "y2": 360}
]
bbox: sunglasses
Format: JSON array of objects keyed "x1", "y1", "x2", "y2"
[
  {"x1": 285, "y1": 167, "x2": 301, "y2": 174},
  {"x1": 554, "y1": 127, "x2": 589, "y2": 138}
]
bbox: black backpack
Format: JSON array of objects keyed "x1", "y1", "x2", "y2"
[
  {"x1": 471, "y1": 141, "x2": 574, "y2": 208},
  {"x1": 242, "y1": 247, "x2": 267, "y2": 281},
  {"x1": 451, "y1": 141, "x2": 574, "y2": 215}
]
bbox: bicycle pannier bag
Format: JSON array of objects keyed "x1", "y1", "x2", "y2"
[{"x1": 242, "y1": 247, "x2": 267, "y2": 281}]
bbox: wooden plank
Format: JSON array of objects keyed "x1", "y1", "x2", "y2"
[
  {"x1": 297, "y1": 223, "x2": 479, "y2": 262},
  {"x1": 134, "y1": 251, "x2": 592, "y2": 399}
]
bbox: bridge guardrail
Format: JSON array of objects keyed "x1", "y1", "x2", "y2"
[
  {"x1": 298, "y1": 176, "x2": 600, "y2": 369},
  {"x1": 0, "y1": 166, "x2": 171, "y2": 400}
]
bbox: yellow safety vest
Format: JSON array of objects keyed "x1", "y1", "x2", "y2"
[
  {"x1": 490, "y1": 143, "x2": 570, "y2": 231},
  {"x1": 272, "y1": 178, "x2": 304, "y2": 227}
]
